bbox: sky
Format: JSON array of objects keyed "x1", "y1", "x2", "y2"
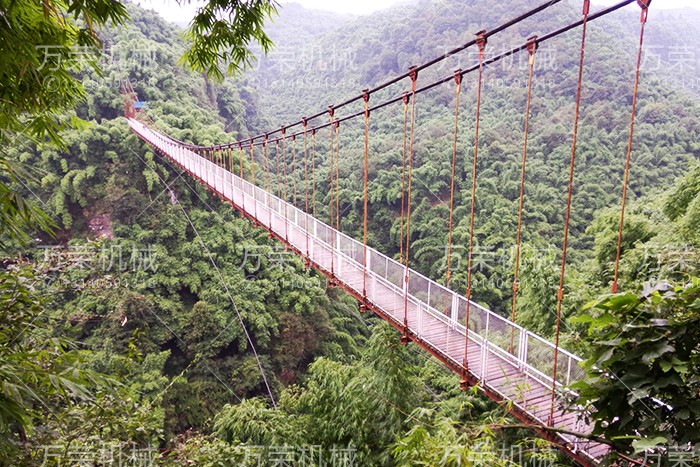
[{"x1": 143, "y1": 0, "x2": 700, "y2": 26}]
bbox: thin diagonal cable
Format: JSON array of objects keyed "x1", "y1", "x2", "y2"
[
  {"x1": 550, "y1": 0, "x2": 591, "y2": 427},
  {"x1": 129, "y1": 146, "x2": 269, "y2": 407},
  {"x1": 612, "y1": 1, "x2": 649, "y2": 293},
  {"x1": 177, "y1": 189, "x2": 276, "y2": 408}
]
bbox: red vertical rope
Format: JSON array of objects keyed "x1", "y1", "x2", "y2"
[
  {"x1": 262, "y1": 135, "x2": 271, "y2": 193},
  {"x1": 399, "y1": 93, "x2": 410, "y2": 265},
  {"x1": 303, "y1": 119, "x2": 311, "y2": 265},
  {"x1": 281, "y1": 127, "x2": 289, "y2": 243},
  {"x1": 249, "y1": 141, "x2": 256, "y2": 185},
  {"x1": 311, "y1": 128, "x2": 317, "y2": 219},
  {"x1": 549, "y1": 0, "x2": 590, "y2": 427},
  {"x1": 275, "y1": 139, "x2": 281, "y2": 199},
  {"x1": 263, "y1": 135, "x2": 273, "y2": 230},
  {"x1": 328, "y1": 107, "x2": 336, "y2": 280},
  {"x1": 612, "y1": 0, "x2": 650, "y2": 293},
  {"x1": 238, "y1": 143, "x2": 244, "y2": 180},
  {"x1": 462, "y1": 31, "x2": 487, "y2": 387},
  {"x1": 291, "y1": 134, "x2": 298, "y2": 208},
  {"x1": 362, "y1": 89, "x2": 371, "y2": 308},
  {"x1": 402, "y1": 66, "x2": 418, "y2": 340},
  {"x1": 227, "y1": 146, "x2": 233, "y2": 173},
  {"x1": 334, "y1": 121, "x2": 340, "y2": 233},
  {"x1": 510, "y1": 36, "x2": 538, "y2": 353},
  {"x1": 446, "y1": 69, "x2": 462, "y2": 288},
  {"x1": 238, "y1": 143, "x2": 245, "y2": 213},
  {"x1": 249, "y1": 140, "x2": 257, "y2": 221}
]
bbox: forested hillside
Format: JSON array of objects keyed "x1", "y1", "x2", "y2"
[
  {"x1": 2, "y1": 0, "x2": 699, "y2": 465},
  {"x1": 243, "y1": 0, "x2": 700, "y2": 340}
]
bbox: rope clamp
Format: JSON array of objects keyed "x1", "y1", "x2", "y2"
[
  {"x1": 311, "y1": 127, "x2": 316, "y2": 136},
  {"x1": 637, "y1": 0, "x2": 650, "y2": 23},
  {"x1": 526, "y1": 35, "x2": 538, "y2": 66},
  {"x1": 526, "y1": 35, "x2": 539, "y2": 56},
  {"x1": 401, "y1": 91, "x2": 410, "y2": 106},
  {"x1": 237, "y1": 142, "x2": 242, "y2": 150},
  {"x1": 301, "y1": 117, "x2": 307, "y2": 129},
  {"x1": 408, "y1": 66, "x2": 418, "y2": 91},
  {"x1": 453, "y1": 69, "x2": 463, "y2": 87},
  {"x1": 249, "y1": 139, "x2": 254, "y2": 148},
  {"x1": 327, "y1": 106, "x2": 335, "y2": 119},
  {"x1": 291, "y1": 133, "x2": 296, "y2": 142},
  {"x1": 475, "y1": 30, "x2": 488, "y2": 61},
  {"x1": 362, "y1": 89, "x2": 371, "y2": 117}
]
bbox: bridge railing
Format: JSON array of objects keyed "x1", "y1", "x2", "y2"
[{"x1": 130, "y1": 119, "x2": 586, "y2": 392}]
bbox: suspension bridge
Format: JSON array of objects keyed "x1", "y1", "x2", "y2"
[{"x1": 123, "y1": 0, "x2": 653, "y2": 464}]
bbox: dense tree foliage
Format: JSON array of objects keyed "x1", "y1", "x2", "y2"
[{"x1": 1, "y1": 0, "x2": 699, "y2": 465}]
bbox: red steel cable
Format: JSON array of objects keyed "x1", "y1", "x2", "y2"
[
  {"x1": 510, "y1": 36, "x2": 538, "y2": 352},
  {"x1": 612, "y1": 0, "x2": 650, "y2": 293},
  {"x1": 362, "y1": 89, "x2": 371, "y2": 306},
  {"x1": 462, "y1": 31, "x2": 487, "y2": 386},
  {"x1": 446, "y1": 70, "x2": 462, "y2": 288},
  {"x1": 549, "y1": 0, "x2": 591, "y2": 427},
  {"x1": 402, "y1": 67, "x2": 418, "y2": 339}
]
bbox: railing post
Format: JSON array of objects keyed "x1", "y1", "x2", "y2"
[
  {"x1": 308, "y1": 216, "x2": 314, "y2": 260},
  {"x1": 417, "y1": 302, "x2": 423, "y2": 337},
  {"x1": 482, "y1": 311, "x2": 490, "y2": 382},
  {"x1": 402, "y1": 265, "x2": 408, "y2": 296},
  {"x1": 518, "y1": 328, "x2": 525, "y2": 370},
  {"x1": 451, "y1": 294, "x2": 459, "y2": 328},
  {"x1": 335, "y1": 232, "x2": 341, "y2": 276},
  {"x1": 523, "y1": 332, "x2": 529, "y2": 373}
]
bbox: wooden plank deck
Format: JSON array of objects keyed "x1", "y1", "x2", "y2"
[{"x1": 129, "y1": 119, "x2": 609, "y2": 466}]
